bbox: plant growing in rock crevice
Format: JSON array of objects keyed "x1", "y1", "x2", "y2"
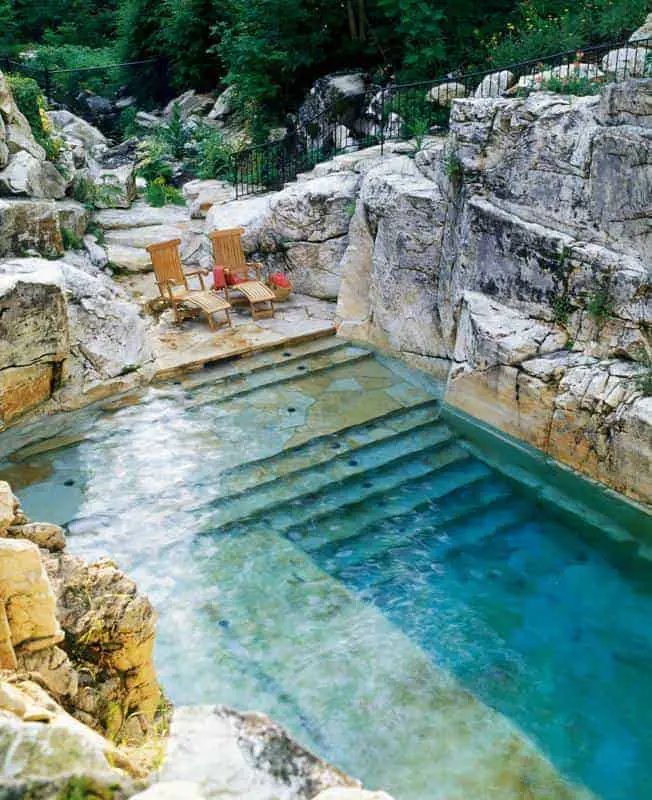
[
  {"x1": 586, "y1": 272, "x2": 615, "y2": 330},
  {"x1": 550, "y1": 246, "x2": 575, "y2": 327},
  {"x1": 443, "y1": 150, "x2": 463, "y2": 183}
]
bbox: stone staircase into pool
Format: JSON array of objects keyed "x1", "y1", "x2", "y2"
[{"x1": 3, "y1": 335, "x2": 650, "y2": 800}]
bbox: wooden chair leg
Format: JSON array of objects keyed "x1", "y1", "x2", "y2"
[{"x1": 206, "y1": 311, "x2": 217, "y2": 331}]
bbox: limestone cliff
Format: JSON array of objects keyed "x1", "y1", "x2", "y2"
[{"x1": 222, "y1": 78, "x2": 651, "y2": 506}]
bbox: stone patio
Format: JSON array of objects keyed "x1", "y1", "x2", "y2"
[{"x1": 147, "y1": 291, "x2": 337, "y2": 380}]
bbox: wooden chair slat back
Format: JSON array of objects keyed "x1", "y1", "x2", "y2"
[
  {"x1": 146, "y1": 239, "x2": 187, "y2": 289},
  {"x1": 209, "y1": 228, "x2": 247, "y2": 274}
]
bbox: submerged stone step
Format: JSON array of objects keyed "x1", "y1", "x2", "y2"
[
  {"x1": 213, "y1": 400, "x2": 442, "y2": 499},
  {"x1": 222, "y1": 442, "x2": 472, "y2": 536},
  {"x1": 311, "y1": 473, "x2": 513, "y2": 569},
  {"x1": 190, "y1": 529, "x2": 594, "y2": 800},
  {"x1": 186, "y1": 345, "x2": 373, "y2": 410},
  {"x1": 296, "y1": 457, "x2": 494, "y2": 553},
  {"x1": 179, "y1": 334, "x2": 348, "y2": 391},
  {"x1": 207, "y1": 421, "x2": 454, "y2": 528}
]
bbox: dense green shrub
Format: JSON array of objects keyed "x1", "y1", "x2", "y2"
[
  {"x1": 485, "y1": 0, "x2": 650, "y2": 68},
  {"x1": 135, "y1": 137, "x2": 175, "y2": 184},
  {"x1": 144, "y1": 176, "x2": 185, "y2": 206},
  {"x1": 189, "y1": 122, "x2": 236, "y2": 180},
  {"x1": 6, "y1": 74, "x2": 62, "y2": 161}
]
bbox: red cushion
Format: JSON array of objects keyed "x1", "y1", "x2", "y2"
[
  {"x1": 226, "y1": 270, "x2": 246, "y2": 286},
  {"x1": 212, "y1": 267, "x2": 226, "y2": 289}
]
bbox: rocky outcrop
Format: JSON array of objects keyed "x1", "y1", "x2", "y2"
[
  {"x1": 0, "y1": 676, "x2": 140, "y2": 799},
  {"x1": 0, "y1": 73, "x2": 70, "y2": 202},
  {"x1": 0, "y1": 481, "x2": 164, "y2": 742},
  {"x1": 224, "y1": 78, "x2": 651, "y2": 504},
  {"x1": 146, "y1": 705, "x2": 360, "y2": 800},
  {"x1": 96, "y1": 202, "x2": 206, "y2": 272},
  {"x1": 0, "y1": 258, "x2": 152, "y2": 427}
]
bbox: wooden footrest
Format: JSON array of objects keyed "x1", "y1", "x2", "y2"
[{"x1": 186, "y1": 290, "x2": 231, "y2": 314}]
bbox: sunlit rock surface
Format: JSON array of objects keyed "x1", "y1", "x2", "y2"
[{"x1": 222, "y1": 79, "x2": 651, "y2": 503}]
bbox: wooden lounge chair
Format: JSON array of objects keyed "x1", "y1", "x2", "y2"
[
  {"x1": 146, "y1": 238, "x2": 232, "y2": 331},
  {"x1": 208, "y1": 227, "x2": 275, "y2": 320}
]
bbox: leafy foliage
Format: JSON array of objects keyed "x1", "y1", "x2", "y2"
[
  {"x1": 144, "y1": 176, "x2": 185, "y2": 206},
  {"x1": 6, "y1": 74, "x2": 62, "y2": 161},
  {"x1": 485, "y1": 0, "x2": 649, "y2": 68},
  {"x1": 189, "y1": 122, "x2": 236, "y2": 180}
]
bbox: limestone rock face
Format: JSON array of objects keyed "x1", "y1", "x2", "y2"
[
  {"x1": 0, "y1": 150, "x2": 68, "y2": 199},
  {"x1": 157, "y1": 705, "x2": 359, "y2": 800},
  {"x1": 0, "y1": 677, "x2": 138, "y2": 798},
  {"x1": 0, "y1": 258, "x2": 151, "y2": 425},
  {"x1": 328, "y1": 78, "x2": 652, "y2": 504},
  {"x1": 45, "y1": 553, "x2": 162, "y2": 741},
  {"x1": 0, "y1": 539, "x2": 64, "y2": 655}
]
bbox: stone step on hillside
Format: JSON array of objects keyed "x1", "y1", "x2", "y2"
[
  {"x1": 190, "y1": 528, "x2": 594, "y2": 799},
  {"x1": 185, "y1": 344, "x2": 373, "y2": 411},
  {"x1": 204, "y1": 420, "x2": 454, "y2": 528},
  {"x1": 94, "y1": 201, "x2": 205, "y2": 273},
  {"x1": 210, "y1": 400, "x2": 442, "y2": 500},
  {"x1": 299, "y1": 465, "x2": 503, "y2": 556},
  {"x1": 204, "y1": 440, "x2": 470, "y2": 535}
]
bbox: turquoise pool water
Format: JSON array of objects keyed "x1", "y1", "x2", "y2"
[{"x1": 1, "y1": 338, "x2": 650, "y2": 799}]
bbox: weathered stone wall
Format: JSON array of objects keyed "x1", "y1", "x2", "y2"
[
  {"x1": 224, "y1": 78, "x2": 651, "y2": 505},
  {"x1": 0, "y1": 259, "x2": 153, "y2": 428}
]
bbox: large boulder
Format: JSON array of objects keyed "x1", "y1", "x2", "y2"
[
  {"x1": 426, "y1": 81, "x2": 467, "y2": 106},
  {"x1": 0, "y1": 258, "x2": 152, "y2": 424},
  {"x1": 0, "y1": 539, "x2": 64, "y2": 656},
  {"x1": 299, "y1": 72, "x2": 368, "y2": 132},
  {"x1": 164, "y1": 90, "x2": 215, "y2": 120},
  {"x1": 208, "y1": 86, "x2": 236, "y2": 122},
  {"x1": 48, "y1": 109, "x2": 106, "y2": 168},
  {"x1": 0, "y1": 677, "x2": 139, "y2": 798},
  {"x1": 45, "y1": 552, "x2": 162, "y2": 741},
  {"x1": 629, "y1": 12, "x2": 652, "y2": 44},
  {"x1": 474, "y1": 70, "x2": 515, "y2": 98},
  {"x1": 0, "y1": 150, "x2": 68, "y2": 199},
  {"x1": 183, "y1": 178, "x2": 232, "y2": 218},
  {"x1": 154, "y1": 705, "x2": 359, "y2": 800},
  {"x1": 601, "y1": 46, "x2": 649, "y2": 79}
]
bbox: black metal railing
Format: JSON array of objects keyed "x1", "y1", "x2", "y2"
[
  {"x1": 232, "y1": 36, "x2": 652, "y2": 198},
  {"x1": 0, "y1": 56, "x2": 171, "y2": 137}
]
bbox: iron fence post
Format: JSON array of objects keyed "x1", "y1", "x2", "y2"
[
  {"x1": 44, "y1": 67, "x2": 52, "y2": 105},
  {"x1": 379, "y1": 84, "x2": 385, "y2": 156}
]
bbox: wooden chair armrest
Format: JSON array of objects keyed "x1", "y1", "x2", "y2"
[
  {"x1": 155, "y1": 278, "x2": 176, "y2": 300},
  {"x1": 246, "y1": 261, "x2": 264, "y2": 281},
  {"x1": 185, "y1": 268, "x2": 208, "y2": 290}
]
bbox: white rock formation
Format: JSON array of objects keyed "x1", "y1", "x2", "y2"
[
  {"x1": 217, "y1": 77, "x2": 651, "y2": 503},
  {"x1": 0, "y1": 257, "x2": 152, "y2": 425},
  {"x1": 474, "y1": 70, "x2": 515, "y2": 98}
]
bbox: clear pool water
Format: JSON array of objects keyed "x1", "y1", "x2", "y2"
[{"x1": 1, "y1": 338, "x2": 650, "y2": 800}]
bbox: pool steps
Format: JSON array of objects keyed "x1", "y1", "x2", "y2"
[
  {"x1": 186, "y1": 344, "x2": 374, "y2": 410},
  {"x1": 204, "y1": 422, "x2": 458, "y2": 526},
  {"x1": 179, "y1": 335, "x2": 355, "y2": 391}
]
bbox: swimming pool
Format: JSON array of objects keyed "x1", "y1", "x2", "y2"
[{"x1": 2, "y1": 337, "x2": 650, "y2": 799}]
